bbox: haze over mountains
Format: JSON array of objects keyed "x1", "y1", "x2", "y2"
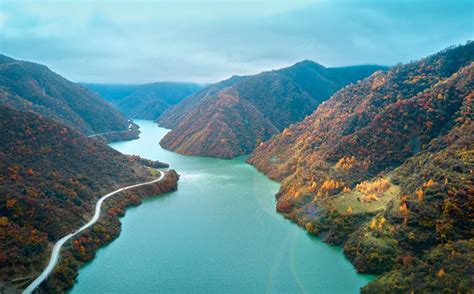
[
  {"x1": 79, "y1": 83, "x2": 142, "y2": 102},
  {"x1": 158, "y1": 61, "x2": 386, "y2": 158},
  {"x1": 83, "y1": 82, "x2": 202, "y2": 120},
  {"x1": 248, "y1": 42, "x2": 474, "y2": 292}
]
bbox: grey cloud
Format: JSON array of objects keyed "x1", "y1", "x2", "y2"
[{"x1": 0, "y1": 0, "x2": 472, "y2": 83}]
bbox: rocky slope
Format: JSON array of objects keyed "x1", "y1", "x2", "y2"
[
  {"x1": 0, "y1": 106, "x2": 178, "y2": 292},
  {"x1": 158, "y1": 61, "x2": 385, "y2": 158},
  {"x1": 0, "y1": 55, "x2": 138, "y2": 140},
  {"x1": 248, "y1": 42, "x2": 474, "y2": 292}
]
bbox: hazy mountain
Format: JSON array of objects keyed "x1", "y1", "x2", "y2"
[
  {"x1": 158, "y1": 61, "x2": 385, "y2": 158},
  {"x1": 82, "y1": 82, "x2": 202, "y2": 120},
  {"x1": 113, "y1": 82, "x2": 202, "y2": 120},
  {"x1": 248, "y1": 42, "x2": 474, "y2": 293},
  {"x1": 79, "y1": 83, "x2": 142, "y2": 102}
]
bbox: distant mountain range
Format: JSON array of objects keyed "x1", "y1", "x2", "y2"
[
  {"x1": 82, "y1": 82, "x2": 202, "y2": 120},
  {"x1": 0, "y1": 55, "x2": 135, "y2": 140},
  {"x1": 248, "y1": 42, "x2": 474, "y2": 292},
  {"x1": 78, "y1": 83, "x2": 142, "y2": 102},
  {"x1": 158, "y1": 61, "x2": 386, "y2": 158}
]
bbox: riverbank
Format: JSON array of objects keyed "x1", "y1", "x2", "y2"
[{"x1": 34, "y1": 170, "x2": 179, "y2": 293}]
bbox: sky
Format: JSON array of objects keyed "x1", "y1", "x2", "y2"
[{"x1": 0, "y1": 0, "x2": 472, "y2": 84}]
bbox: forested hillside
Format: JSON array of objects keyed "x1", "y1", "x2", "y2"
[
  {"x1": 248, "y1": 42, "x2": 474, "y2": 292},
  {"x1": 0, "y1": 55, "x2": 137, "y2": 140},
  {"x1": 157, "y1": 76, "x2": 244, "y2": 129},
  {"x1": 0, "y1": 106, "x2": 178, "y2": 292},
  {"x1": 158, "y1": 61, "x2": 385, "y2": 158}
]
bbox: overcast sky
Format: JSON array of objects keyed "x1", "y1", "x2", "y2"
[{"x1": 0, "y1": 0, "x2": 472, "y2": 84}]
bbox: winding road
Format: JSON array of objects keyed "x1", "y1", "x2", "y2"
[
  {"x1": 23, "y1": 170, "x2": 166, "y2": 294},
  {"x1": 87, "y1": 130, "x2": 130, "y2": 138}
]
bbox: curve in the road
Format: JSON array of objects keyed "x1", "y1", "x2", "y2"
[{"x1": 23, "y1": 170, "x2": 166, "y2": 294}]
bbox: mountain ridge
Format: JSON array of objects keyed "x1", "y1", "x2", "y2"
[
  {"x1": 0, "y1": 55, "x2": 136, "y2": 139},
  {"x1": 158, "y1": 61, "x2": 386, "y2": 158}
]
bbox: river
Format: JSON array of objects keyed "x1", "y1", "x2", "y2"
[{"x1": 71, "y1": 120, "x2": 373, "y2": 293}]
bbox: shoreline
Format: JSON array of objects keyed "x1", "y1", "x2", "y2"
[{"x1": 23, "y1": 170, "x2": 179, "y2": 293}]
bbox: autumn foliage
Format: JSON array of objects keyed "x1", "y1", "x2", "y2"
[
  {"x1": 159, "y1": 61, "x2": 384, "y2": 158},
  {"x1": 0, "y1": 107, "x2": 178, "y2": 292},
  {"x1": 356, "y1": 178, "x2": 390, "y2": 202},
  {"x1": 248, "y1": 42, "x2": 474, "y2": 292}
]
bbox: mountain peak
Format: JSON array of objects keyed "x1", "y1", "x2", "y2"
[
  {"x1": 296, "y1": 59, "x2": 323, "y2": 66},
  {"x1": 290, "y1": 59, "x2": 326, "y2": 70},
  {"x1": 157, "y1": 59, "x2": 382, "y2": 158}
]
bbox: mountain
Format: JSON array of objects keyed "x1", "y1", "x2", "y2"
[
  {"x1": 158, "y1": 62, "x2": 386, "y2": 158},
  {"x1": 157, "y1": 75, "x2": 246, "y2": 128},
  {"x1": 82, "y1": 82, "x2": 202, "y2": 120},
  {"x1": 78, "y1": 83, "x2": 141, "y2": 102},
  {"x1": 247, "y1": 42, "x2": 473, "y2": 292},
  {"x1": 112, "y1": 82, "x2": 202, "y2": 120},
  {"x1": 0, "y1": 55, "x2": 137, "y2": 140},
  {"x1": 0, "y1": 106, "x2": 179, "y2": 292}
]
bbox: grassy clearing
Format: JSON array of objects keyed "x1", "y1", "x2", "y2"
[{"x1": 332, "y1": 177, "x2": 401, "y2": 214}]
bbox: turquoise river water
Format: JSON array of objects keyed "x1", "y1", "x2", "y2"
[{"x1": 71, "y1": 120, "x2": 373, "y2": 293}]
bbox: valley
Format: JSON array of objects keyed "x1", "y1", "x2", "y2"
[
  {"x1": 0, "y1": 6, "x2": 471, "y2": 291},
  {"x1": 71, "y1": 120, "x2": 374, "y2": 293}
]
